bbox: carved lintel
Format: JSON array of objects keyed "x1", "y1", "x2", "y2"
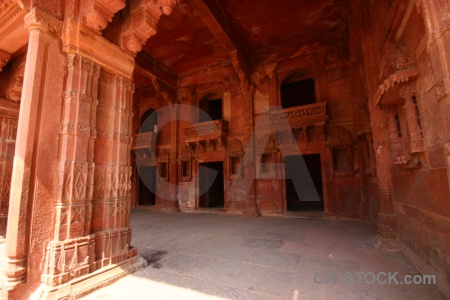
[
  {"x1": 82, "y1": 0, "x2": 126, "y2": 32},
  {"x1": 0, "y1": 49, "x2": 11, "y2": 72},
  {"x1": 24, "y1": 7, "x2": 62, "y2": 35}
]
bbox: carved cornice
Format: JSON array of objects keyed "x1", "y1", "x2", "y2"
[
  {"x1": 373, "y1": 68, "x2": 419, "y2": 108},
  {"x1": 24, "y1": 7, "x2": 62, "y2": 35},
  {"x1": 121, "y1": 0, "x2": 180, "y2": 54},
  {"x1": 82, "y1": 0, "x2": 126, "y2": 32},
  {"x1": 0, "y1": 1, "x2": 27, "y2": 53}
]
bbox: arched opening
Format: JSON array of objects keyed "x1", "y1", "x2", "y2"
[
  {"x1": 281, "y1": 72, "x2": 316, "y2": 109},
  {"x1": 199, "y1": 94, "x2": 222, "y2": 122},
  {"x1": 138, "y1": 108, "x2": 158, "y2": 206},
  {"x1": 140, "y1": 108, "x2": 158, "y2": 132}
]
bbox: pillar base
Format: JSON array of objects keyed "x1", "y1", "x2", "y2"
[
  {"x1": 243, "y1": 210, "x2": 261, "y2": 218},
  {"x1": 31, "y1": 255, "x2": 147, "y2": 300},
  {"x1": 373, "y1": 235, "x2": 401, "y2": 251}
]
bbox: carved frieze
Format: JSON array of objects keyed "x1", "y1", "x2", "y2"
[
  {"x1": 184, "y1": 120, "x2": 228, "y2": 150},
  {"x1": 270, "y1": 102, "x2": 328, "y2": 130}
]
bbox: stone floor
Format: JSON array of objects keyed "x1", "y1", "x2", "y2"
[{"x1": 82, "y1": 210, "x2": 444, "y2": 299}]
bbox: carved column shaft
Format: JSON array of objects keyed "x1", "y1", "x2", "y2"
[
  {"x1": 166, "y1": 103, "x2": 181, "y2": 212},
  {"x1": 92, "y1": 70, "x2": 134, "y2": 270},
  {"x1": 241, "y1": 83, "x2": 260, "y2": 217},
  {"x1": 4, "y1": 7, "x2": 65, "y2": 293},
  {"x1": 358, "y1": 1, "x2": 399, "y2": 249},
  {"x1": 40, "y1": 54, "x2": 100, "y2": 287}
]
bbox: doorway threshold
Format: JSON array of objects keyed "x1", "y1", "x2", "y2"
[{"x1": 282, "y1": 211, "x2": 337, "y2": 220}]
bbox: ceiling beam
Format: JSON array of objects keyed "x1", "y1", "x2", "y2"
[
  {"x1": 135, "y1": 52, "x2": 178, "y2": 88},
  {"x1": 188, "y1": 0, "x2": 252, "y2": 83}
]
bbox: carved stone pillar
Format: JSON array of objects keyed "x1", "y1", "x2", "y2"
[
  {"x1": 0, "y1": 111, "x2": 18, "y2": 235},
  {"x1": 92, "y1": 70, "x2": 136, "y2": 270},
  {"x1": 240, "y1": 82, "x2": 260, "y2": 217},
  {"x1": 40, "y1": 53, "x2": 99, "y2": 287},
  {"x1": 18, "y1": 9, "x2": 144, "y2": 299},
  {"x1": 3, "y1": 7, "x2": 65, "y2": 298},
  {"x1": 165, "y1": 103, "x2": 180, "y2": 211},
  {"x1": 366, "y1": 133, "x2": 376, "y2": 174},
  {"x1": 371, "y1": 108, "x2": 399, "y2": 250}
]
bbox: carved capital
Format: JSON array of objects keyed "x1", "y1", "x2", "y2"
[
  {"x1": 82, "y1": 0, "x2": 126, "y2": 32},
  {"x1": 24, "y1": 7, "x2": 61, "y2": 35}
]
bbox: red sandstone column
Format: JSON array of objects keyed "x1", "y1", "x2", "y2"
[
  {"x1": 358, "y1": 4, "x2": 399, "y2": 250},
  {"x1": 40, "y1": 53, "x2": 99, "y2": 286},
  {"x1": 241, "y1": 82, "x2": 260, "y2": 217},
  {"x1": 371, "y1": 108, "x2": 398, "y2": 249},
  {"x1": 3, "y1": 7, "x2": 65, "y2": 298},
  {"x1": 92, "y1": 70, "x2": 135, "y2": 269},
  {"x1": 166, "y1": 102, "x2": 181, "y2": 212}
]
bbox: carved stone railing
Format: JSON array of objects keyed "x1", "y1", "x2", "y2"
[
  {"x1": 131, "y1": 132, "x2": 156, "y2": 165},
  {"x1": 184, "y1": 120, "x2": 228, "y2": 151},
  {"x1": 269, "y1": 102, "x2": 328, "y2": 129},
  {"x1": 131, "y1": 131, "x2": 156, "y2": 150}
]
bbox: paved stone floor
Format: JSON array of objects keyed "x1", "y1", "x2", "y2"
[{"x1": 82, "y1": 209, "x2": 444, "y2": 300}]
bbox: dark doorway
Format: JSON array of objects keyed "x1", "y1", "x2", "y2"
[
  {"x1": 140, "y1": 109, "x2": 158, "y2": 132},
  {"x1": 138, "y1": 166, "x2": 156, "y2": 205},
  {"x1": 281, "y1": 73, "x2": 316, "y2": 109},
  {"x1": 285, "y1": 154, "x2": 324, "y2": 212},
  {"x1": 199, "y1": 161, "x2": 224, "y2": 208},
  {"x1": 199, "y1": 96, "x2": 222, "y2": 122}
]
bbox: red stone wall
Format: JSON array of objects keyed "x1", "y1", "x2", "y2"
[
  {"x1": 353, "y1": 0, "x2": 450, "y2": 295},
  {"x1": 133, "y1": 55, "x2": 365, "y2": 219}
]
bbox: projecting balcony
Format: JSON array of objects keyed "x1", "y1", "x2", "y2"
[
  {"x1": 131, "y1": 131, "x2": 156, "y2": 150},
  {"x1": 267, "y1": 102, "x2": 329, "y2": 144},
  {"x1": 269, "y1": 102, "x2": 328, "y2": 129},
  {"x1": 131, "y1": 132, "x2": 156, "y2": 165},
  {"x1": 184, "y1": 119, "x2": 228, "y2": 150}
]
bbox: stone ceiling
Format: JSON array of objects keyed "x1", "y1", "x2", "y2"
[{"x1": 135, "y1": 0, "x2": 349, "y2": 88}]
